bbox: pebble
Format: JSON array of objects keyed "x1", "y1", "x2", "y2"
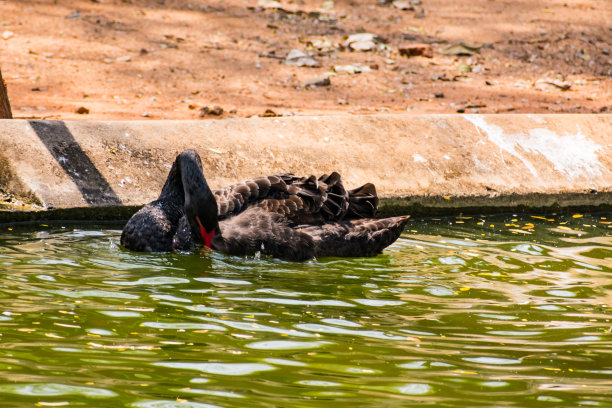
[{"x1": 304, "y1": 76, "x2": 331, "y2": 88}]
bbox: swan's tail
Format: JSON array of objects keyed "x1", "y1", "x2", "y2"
[
  {"x1": 299, "y1": 215, "x2": 410, "y2": 258},
  {"x1": 346, "y1": 182, "x2": 379, "y2": 219}
]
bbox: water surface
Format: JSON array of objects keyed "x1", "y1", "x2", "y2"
[{"x1": 0, "y1": 214, "x2": 610, "y2": 407}]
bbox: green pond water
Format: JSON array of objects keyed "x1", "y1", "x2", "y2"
[{"x1": 0, "y1": 213, "x2": 610, "y2": 408}]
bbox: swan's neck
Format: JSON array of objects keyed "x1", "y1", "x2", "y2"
[{"x1": 177, "y1": 150, "x2": 220, "y2": 248}]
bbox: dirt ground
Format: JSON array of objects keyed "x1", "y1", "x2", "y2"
[{"x1": 1, "y1": 0, "x2": 610, "y2": 120}]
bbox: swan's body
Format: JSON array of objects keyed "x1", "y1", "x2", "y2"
[{"x1": 121, "y1": 150, "x2": 409, "y2": 261}]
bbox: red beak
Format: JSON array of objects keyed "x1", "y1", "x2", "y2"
[{"x1": 195, "y1": 216, "x2": 215, "y2": 249}]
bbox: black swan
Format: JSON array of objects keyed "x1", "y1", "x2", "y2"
[{"x1": 121, "y1": 149, "x2": 409, "y2": 261}]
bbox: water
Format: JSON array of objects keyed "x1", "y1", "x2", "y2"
[{"x1": 0, "y1": 213, "x2": 610, "y2": 408}]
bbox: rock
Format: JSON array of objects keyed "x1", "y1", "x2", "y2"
[
  {"x1": 285, "y1": 49, "x2": 321, "y2": 67},
  {"x1": 1, "y1": 30, "x2": 14, "y2": 40},
  {"x1": 258, "y1": 0, "x2": 282, "y2": 9},
  {"x1": 304, "y1": 76, "x2": 331, "y2": 88},
  {"x1": 76, "y1": 106, "x2": 89, "y2": 114},
  {"x1": 333, "y1": 64, "x2": 372, "y2": 74},
  {"x1": 392, "y1": 0, "x2": 414, "y2": 10},
  {"x1": 534, "y1": 77, "x2": 571, "y2": 92},
  {"x1": 399, "y1": 44, "x2": 433, "y2": 58},
  {"x1": 344, "y1": 33, "x2": 380, "y2": 52}
]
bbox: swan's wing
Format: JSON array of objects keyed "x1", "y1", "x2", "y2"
[
  {"x1": 214, "y1": 208, "x2": 315, "y2": 261},
  {"x1": 213, "y1": 174, "x2": 295, "y2": 219},
  {"x1": 214, "y1": 172, "x2": 379, "y2": 224},
  {"x1": 298, "y1": 215, "x2": 410, "y2": 258}
]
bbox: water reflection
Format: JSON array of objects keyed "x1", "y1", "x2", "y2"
[{"x1": 0, "y1": 214, "x2": 610, "y2": 407}]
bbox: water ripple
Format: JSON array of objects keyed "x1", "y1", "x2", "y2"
[{"x1": 0, "y1": 215, "x2": 609, "y2": 408}]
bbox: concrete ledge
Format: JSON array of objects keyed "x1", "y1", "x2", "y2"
[{"x1": 0, "y1": 114, "x2": 610, "y2": 222}]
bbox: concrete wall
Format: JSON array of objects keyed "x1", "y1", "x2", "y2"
[{"x1": 0, "y1": 114, "x2": 610, "y2": 221}]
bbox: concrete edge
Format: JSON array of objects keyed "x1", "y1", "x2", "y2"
[
  {"x1": 1, "y1": 192, "x2": 610, "y2": 226},
  {"x1": 0, "y1": 114, "x2": 610, "y2": 223}
]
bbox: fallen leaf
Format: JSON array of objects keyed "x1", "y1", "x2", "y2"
[
  {"x1": 66, "y1": 11, "x2": 81, "y2": 19},
  {"x1": 440, "y1": 40, "x2": 482, "y2": 56},
  {"x1": 321, "y1": 0, "x2": 335, "y2": 9},
  {"x1": 399, "y1": 43, "x2": 433, "y2": 58},
  {"x1": 299, "y1": 36, "x2": 336, "y2": 53},
  {"x1": 262, "y1": 109, "x2": 279, "y2": 117}
]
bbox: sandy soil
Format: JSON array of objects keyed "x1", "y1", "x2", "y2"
[{"x1": 1, "y1": 0, "x2": 610, "y2": 120}]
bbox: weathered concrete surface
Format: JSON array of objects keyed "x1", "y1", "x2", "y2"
[{"x1": 0, "y1": 114, "x2": 610, "y2": 221}]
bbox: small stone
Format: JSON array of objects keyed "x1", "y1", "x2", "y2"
[
  {"x1": 434, "y1": 92, "x2": 444, "y2": 98},
  {"x1": 304, "y1": 76, "x2": 331, "y2": 88},
  {"x1": 285, "y1": 49, "x2": 320, "y2": 67},
  {"x1": 534, "y1": 77, "x2": 571, "y2": 92},
  {"x1": 1, "y1": 30, "x2": 14, "y2": 40},
  {"x1": 201, "y1": 106, "x2": 223, "y2": 116},
  {"x1": 116, "y1": 55, "x2": 131, "y2": 62},
  {"x1": 333, "y1": 64, "x2": 371, "y2": 74},
  {"x1": 392, "y1": 0, "x2": 414, "y2": 10},
  {"x1": 262, "y1": 109, "x2": 278, "y2": 117},
  {"x1": 399, "y1": 44, "x2": 433, "y2": 58},
  {"x1": 344, "y1": 33, "x2": 380, "y2": 52},
  {"x1": 76, "y1": 106, "x2": 89, "y2": 114}
]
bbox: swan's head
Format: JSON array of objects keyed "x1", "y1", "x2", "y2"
[{"x1": 179, "y1": 150, "x2": 219, "y2": 249}]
